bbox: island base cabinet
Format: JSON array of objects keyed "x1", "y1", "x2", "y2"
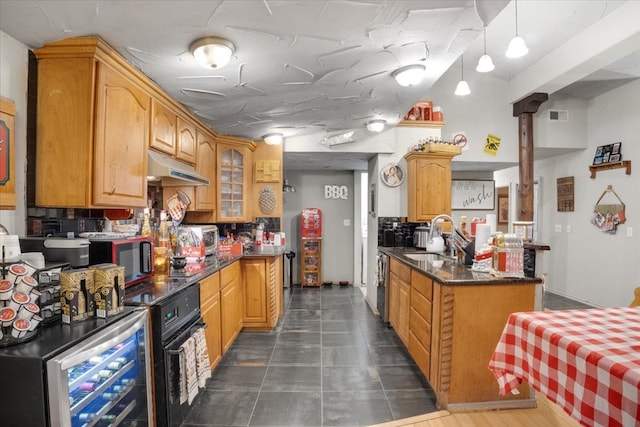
[{"x1": 430, "y1": 283, "x2": 536, "y2": 410}]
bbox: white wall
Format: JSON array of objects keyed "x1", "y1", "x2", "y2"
[
  {"x1": 495, "y1": 78, "x2": 640, "y2": 307},
  {"x1": 0, "y1": 31, "x2": 28, "y2": 235},
  {"x1": 282, "y1": 170, "x2": 356, "y2": 285}
]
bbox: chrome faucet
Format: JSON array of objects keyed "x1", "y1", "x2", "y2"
[{"x1": 427, "y1": 214, "x2": 457, "y2": 253}]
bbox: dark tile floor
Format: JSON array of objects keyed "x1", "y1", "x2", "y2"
[
  {"x1": 182, "y1": 285, "x2": 436, "y2": 427},
  {"x1": 182, "y1": 286, "x2": 591, "y2": 427}
]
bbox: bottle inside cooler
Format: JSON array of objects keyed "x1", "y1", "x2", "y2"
[{"x1": 66, "y1": 330, "x2": 148, "y2": 426}]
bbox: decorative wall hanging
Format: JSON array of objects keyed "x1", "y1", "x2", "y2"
[
  {"x1": 483, "y1": 134, "x2": 501, "y2": 156},
  {"x1": 452, "y1": 180, "x2": 495, "y2": 210},
  {"x1": 591, "y1": 185, "x2": 626, "y2": 234},
  {"x1": 258, "y1": 185, "x2": 276, "y2": 215},
  {"x1": 255, "y1": 160, "x2": 281, "y2": 183},
  {"x1": 593, "y1": 142, "x2": 622, "y2": 165},
  {"x1": 556, "y1": 176, "x2": 574, "y2": 212},
  {"x1": 381, "y1": 163, "x2": 405, "y2": 187}
]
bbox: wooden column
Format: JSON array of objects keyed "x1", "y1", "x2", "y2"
[{"x1": 512, "y1": 93, "x2": 548, "y2": 222}]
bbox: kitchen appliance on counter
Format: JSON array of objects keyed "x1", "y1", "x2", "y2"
[
  {"x1": 20, "y1": 237, "x2": 90, "y2": 267},
  {"x1": 88, "y1": 236, "x2": 153, "y2": 287},
  {"x1": 0, "y1": 308, "x2": 153, "y2": 426},
  {"x1": 148, "y1": 283, "x2": 204, "y2": 426},
  {"x1": 414, "y1": 226, "x2": 430, "y2": 249},
  {"x1": 175, "y1": 225, "x2": 218, "y2": 258}
]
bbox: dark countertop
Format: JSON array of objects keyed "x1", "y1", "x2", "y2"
[
  {"x1": 379, "y1": 247, "x2": 542, "y2": 285},
  {"x1": 124, "y1": 246, "x2": 289, "y2": 307}
]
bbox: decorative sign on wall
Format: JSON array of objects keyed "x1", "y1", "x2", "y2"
[
  {"x1": 324, "y1": 185, "x2": 348, "y2": 200},
  {"x1": 557, "y1": 176, "x2": 574, "y2": 212},
  {"x1": 483, "y1": 134, "x2": 501, "y2": 156},
  {"x1": 452, "y1": 180, "x2": 495, "y2": 210}
]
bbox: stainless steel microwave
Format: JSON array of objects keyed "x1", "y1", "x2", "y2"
[
  {"x1": 88, "y1": 236, "x2": 153, "y2": 287},
  {"x1": 176, "y1": 225, "x2": 218, "y2": 257}
]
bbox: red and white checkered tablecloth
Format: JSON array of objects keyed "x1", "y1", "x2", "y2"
[{"x1": 488, "y1": 306, "x2": 640, "y2": 427}]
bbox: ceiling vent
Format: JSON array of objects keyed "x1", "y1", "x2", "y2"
[{"x1": 548, "y1": 109, "x2": 569, "y2": 122}]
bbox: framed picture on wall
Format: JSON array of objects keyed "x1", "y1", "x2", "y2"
[
  {"x1": 380, "y1": 163, "x2": 405, "y2": 187},
  {"x1": 498, "y1": 196, "x2": 509, "y2": 223}
]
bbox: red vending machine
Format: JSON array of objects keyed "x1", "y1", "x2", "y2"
[{"x1": 300, "y1": 208, "x2": 322, "y2": 287}]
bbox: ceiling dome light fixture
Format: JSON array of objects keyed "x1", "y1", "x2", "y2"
[
  {"x1": 454, "y1": 55, "x2": 471, "y2": 96},
  {"x1": 190, "y1": 37, "x2": 235, "y2": 69},
  {"x1": 476, "y1": 28, "x2": 495, "y2": 72},
  {"x1": 392, "y1": 64, "x2": 426, "y2": 87},
  {"x1": 366, "y1": 119, "x2": 386, "y2": 133},
  {"x1": 505, "y1": 0, "x2": 528, "y2": 58},
  {"x1": 262, "y1": 133, "x2": 284, "y2": 145}
]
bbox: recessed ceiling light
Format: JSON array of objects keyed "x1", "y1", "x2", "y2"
[
  {"x1": 392, "y1": 64, "x2": 426, "y2": 87},
  {"x1": 190, "y1": 37, "x2": 235, "y2": 69}
]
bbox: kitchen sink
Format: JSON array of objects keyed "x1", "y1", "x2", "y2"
[{"x1": 404, "y1": 252, "x2": 450, "y2": 262}]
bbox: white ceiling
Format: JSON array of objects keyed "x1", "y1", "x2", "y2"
[{"x1": 1, "y1": 0, "x2": 638, "y2": 172}]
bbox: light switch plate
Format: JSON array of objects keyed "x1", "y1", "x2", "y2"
[
  {"x1": 555, "y1": 224, "x2": 562, "y2": 232},
  {"x1": 627, "y1": 227, "x2": 633, "y2": 238},
  {"x1": 566, "y1": 225, "x2": 571, "y2": 233},
  {"x1": 344, "y1": 219, "x2": 350, "y2": 227}
]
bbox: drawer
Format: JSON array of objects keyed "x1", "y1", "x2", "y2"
[
  {"x1": 411, "y1": 270, "x2": 433, "y2": 301},
  {"x1": 200, "y1": 271, "x2": 220, "y2": 303},
  {"x1": 221, "y1": 260, "x2": 241, "y2": 288},
  {"x1": 409, "y1": 307, "x2": 431, "y2": 346},
  {"x1": 390, "y1": 258, "x2": 411, "y2": 283},
  {"x1": 411, "y1": 290, "x2": 432, "y2": 324},
  {"x1": 408, "y1": 330, "x2": 430, "y2": 380}
]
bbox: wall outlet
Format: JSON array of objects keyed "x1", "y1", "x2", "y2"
[
  {"x1": 555, "y1": 224, "x2": 562, "y2": 232},
  {"x1": 627, "y1": 227, "x2": 633, "y2": 238},
  {"x1": 344, "y1": 219, "x2": 351, "y2": 227},
  {"x1": 566, "y1": 225, "x2": 571, "y2": 233}
]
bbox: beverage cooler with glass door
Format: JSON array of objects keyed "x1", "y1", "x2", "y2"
[{"x1": 0, "y1": 308, "x2": 153, "y2": 427}]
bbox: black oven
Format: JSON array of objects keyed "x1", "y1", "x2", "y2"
[{"x1": 150, "y1": 284, "x2": 204, "y2": 427}]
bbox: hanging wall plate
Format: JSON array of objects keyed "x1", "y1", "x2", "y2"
[{"x1": 380, "y1": 163, "x2": 405, "y2": 187}]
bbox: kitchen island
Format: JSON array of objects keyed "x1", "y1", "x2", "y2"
[{"x1": 379, "y1": 247, "x2": 542, "y2": 412}]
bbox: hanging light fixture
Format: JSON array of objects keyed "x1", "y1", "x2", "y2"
[
  {"x1": 190, "y1": 37, "x2": 235, "y2": 69},
  {"x1": 454, "y1": 55, "x2": 471, "y2": 96},
  {"x1": 262, "y1": 133, "x2": 284, "y2": 145},
  {"x1": 365, "y1": 119, "x2": 386, "y2": 133},
  {"x1": 476, "y1": 28, "x2": 495, "y2": 72},
  {"x1": 505, "y1": 0, "x2": 528, "y2": 58},
  {"x1": 392, "y1": 64, "x2": 426, "y2": 87}
]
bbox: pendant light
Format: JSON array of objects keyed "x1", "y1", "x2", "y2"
[
  {"x1": 454, "y1": 55, "x2": 471, "y2": 96},
  {"x1": 476, "y1": 28, "x2": 495, "y2": 72},
  {"x1": 505, "y1": 0, "x2": 528, "y2": 58}
]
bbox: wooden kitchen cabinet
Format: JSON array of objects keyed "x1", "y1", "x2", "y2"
[
  {"x1": 241, "y1": 256, "x2": 282, "y2": 331},
  {"x1": 200, "y1": 271, "x2": 222, "y2": 371},
  {"x1": 217, "y1": 140, "x2": 251, "y2": 222},
  {"x1": 176, "y1": 117, "x2": 197, "y2": 164},
  {"x1": 388, "y1": 257, "x2": 410, "y2": 345},
  {"x1": 408, "y1": 270, "x2": 433, "y2": 381},
  {"x1": 150, "y1": 98, "x2": 177, "y2": 156},
  {"x1": 35, "y1": 37, "x2": 149, "y2": 208},
  {"x1": 300, "y1": 239, "x2": 321, "y2": 287},
  {"x1": 0, "y1": 97, "x2": 16, "y2": 210},
  {"x1": 220, "y1": 261, "x2": 243, "y2": 353},
  {"x1": 405, "y1": 151, "x2": 459, "y2": 223}
]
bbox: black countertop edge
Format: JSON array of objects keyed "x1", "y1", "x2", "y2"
[
  {"x1": 124, "y1": 248, "x2": 289, "y2": 307},
  {"x1": 379, "y1": 247, "x2": 542, "y2": 286}
]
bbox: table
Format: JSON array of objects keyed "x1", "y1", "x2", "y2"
[{"x1": 488, "y1": 307, "x2": 640, "y2": 427}]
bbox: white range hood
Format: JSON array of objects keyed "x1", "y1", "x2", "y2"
[{"x1": 147, "y1": 150, "x2": 210, "y2": 186}]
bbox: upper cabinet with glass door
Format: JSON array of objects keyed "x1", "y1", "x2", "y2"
[{"x1": 217, "y1": 138, "x2": 255, "y2": 222}]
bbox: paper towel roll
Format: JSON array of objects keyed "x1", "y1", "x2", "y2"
[
  {"x1": 485, "y1": 213, "x2": 497, "y2": 234},
  {"x1": 475, "y1": 224, "x2": 493, "y2": 249}
]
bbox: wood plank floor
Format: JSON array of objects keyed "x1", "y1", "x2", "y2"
[{"x1": 369, "y1": 394, "x2": 581, "y2": 427}]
